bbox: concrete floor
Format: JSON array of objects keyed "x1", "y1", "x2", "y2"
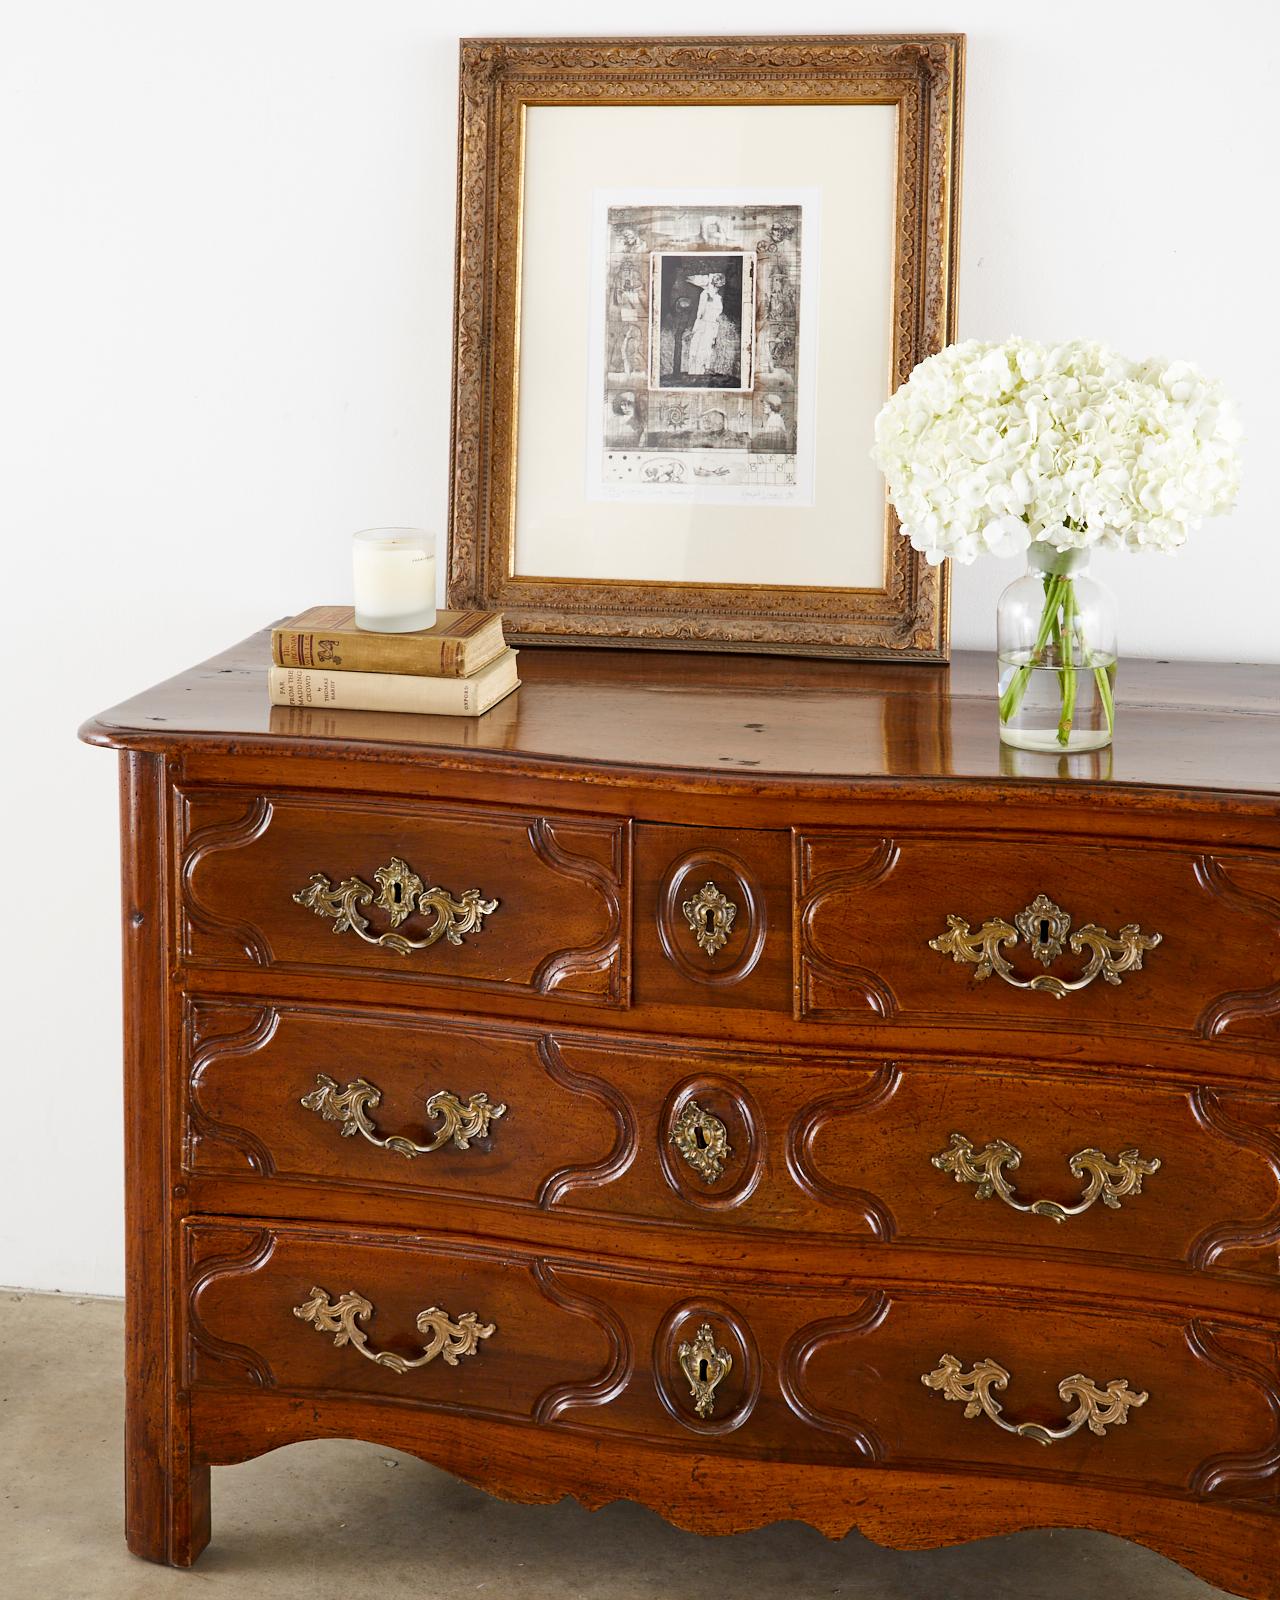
[{"x1": 2, "y1": 1290, "x2": 1238, "y2": 1600}]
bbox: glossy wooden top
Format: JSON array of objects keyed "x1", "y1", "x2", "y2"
[{"x1": 80, "y1": 628, "x2": 1280, "y2": 800}]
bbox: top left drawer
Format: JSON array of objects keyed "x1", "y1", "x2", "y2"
[{"x1": 176, "y1": 789, "x2": 631, "y2": 1007}]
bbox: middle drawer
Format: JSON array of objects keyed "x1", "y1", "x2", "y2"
[{"x1": 186, "y1": 999, "x2": 1280, "y2": 1282}]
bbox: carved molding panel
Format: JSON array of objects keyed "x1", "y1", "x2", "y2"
[
  {"x1": 785, "y1": 1067, "x2": 901, "y2": 1239},
  {"x1": 531, "y1": 1262, "x2": 634, "y2": 1424},
  {"x1": 795, "y1": 835, "x2": 901, "y2": 1021},
  {"x1": 185, "y1": 1001, "x2": 281, "y2": 1175},
  {"x1": 527, "y1": 817, "x2": 632, "y2": 1004},
  {"x1": 534, "y1": 1034, "x2": 639, "y2": 1209},
  {"x1": 778, "y1": 1294, "x2": 891, "y2": 1460},
  {"x1": 177, "y1": 793, "x2": 275, "y2": 965},
  {"x1": 1187, "y1": 1088, "x2": 1280, "y2": 1276},
  {"x1": 1186, "y1": 1321, "x2": 1280, "y2": 1499},
  {"x1": 1194, "y1": 855, "x2": 1280, "y2": 1043},
  {"x1": 186, "y1": 1227, "x2": 278, "y2": 1388}
]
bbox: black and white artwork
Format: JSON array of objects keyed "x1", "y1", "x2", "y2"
[
  {"x1": 590, "y1": 195, "x2": 812, "y2": 502},
  {"x1": 650, "y1": 253, "x2": 754, "y2": 391}
]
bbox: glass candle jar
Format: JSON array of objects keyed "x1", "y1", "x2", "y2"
[{"x1": 352, "y1": 528, "x2": 437, "y2": 633}]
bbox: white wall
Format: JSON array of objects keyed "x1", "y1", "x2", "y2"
[{"x1": 2, "y1": 0, "x2": 1275, "y2": 1295}]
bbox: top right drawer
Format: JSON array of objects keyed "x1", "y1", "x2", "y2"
[{"x1": 795, "y1": 831, "x2": 1280, "y2": 1054}]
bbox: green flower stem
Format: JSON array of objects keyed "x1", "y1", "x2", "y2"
[
  {"x1": 1057, "y1": 579, "x2": 1077, "y2": 747},
  {"x1": 998, "y1": 573, "x2": 1065, "y2": 725},
  {"x1": 1094, "y1": 659, "x2": 1116, "y2": 738}
]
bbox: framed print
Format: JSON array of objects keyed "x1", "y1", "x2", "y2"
[{"x1": 447, "y1": 35, "x2": 964, "y2": 659}]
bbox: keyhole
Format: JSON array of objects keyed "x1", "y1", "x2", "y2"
[
  {"x1": 703, "y1": 908, "x2": 716, "y2": 935},
  {"x1": 1038, "y1": 918, "x2": 1050, "y2": 944},
  {"x1": 392, "y1": 883, "x2": 403, "y2": 904},
  {"x1": 697, "y1": 1358, "x2": 709, "y2": 1383},
  {"x1": 694, "y1": 1127, "x2": 708, "y2": 1150}
]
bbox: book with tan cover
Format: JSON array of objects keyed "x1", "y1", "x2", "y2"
[
  {"x1": 267, "y1": 648, "x2": 519, "y2": 717},
  {"x1": 272, "y1": 606, "x2": 506, "y2": 677}
]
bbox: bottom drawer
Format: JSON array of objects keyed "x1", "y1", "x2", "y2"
[{"x1": 186, "y1": 1220, "x2": 1279, "y2": 1499}]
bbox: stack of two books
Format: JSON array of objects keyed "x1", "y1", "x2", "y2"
[{"x1": 268, "y1": 607, "x2": 518, "y2": 716}]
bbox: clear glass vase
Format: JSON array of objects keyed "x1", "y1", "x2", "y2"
[{"x1": 997, "y1": 545, "x2": 1117, "y2": 751}]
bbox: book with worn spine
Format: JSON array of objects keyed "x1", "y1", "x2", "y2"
[
  {"x1": 272, "y1": 606, "x2": 506, "y2": 677},
  {"x1": 268, "y1": 648, "x2": 519, "y2": 716}
]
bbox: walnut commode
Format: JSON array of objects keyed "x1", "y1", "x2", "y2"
[{"x1": 82, "y1": 637, "x2": 1280, "y2": 1599}]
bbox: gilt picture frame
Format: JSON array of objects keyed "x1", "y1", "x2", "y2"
[{"x1": 447, "y1": 34, "x2": 964, "y2": 659}]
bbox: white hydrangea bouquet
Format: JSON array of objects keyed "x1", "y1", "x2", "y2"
[{"x1": 872, "y1": 338, "x2": 1242, "y2": 748}]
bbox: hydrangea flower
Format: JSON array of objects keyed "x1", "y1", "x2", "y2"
[{"x1": 871, "y1": 338, "x2": 1242, "y2": 565}]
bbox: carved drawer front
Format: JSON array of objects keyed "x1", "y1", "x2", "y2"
[
  {"x1": 634, "y1": 824, "x2": 792, "y2": 1013},
  {"x1": 186, "y1": 1221, "x2": 1280, "y2": 1500},
  {"x1": 549, "y1": 1044, "x2": 1280, "y2": 1282},
  {"x1": 796, "y1": 831, "x2": 1280, "y2": 1053},
  {"x1": 185, "y1": 1000, "x2": 623, "y2": 1206},
  {"x1": 176, "y1": 789, "x2": 630, "y2": 1006},
  {"x1": 790, "y1": 1289, "x2": 1280, "y2": 1501},
  {"x1": 186, "y1": 1221, "x2": 616, "y2": 1416},
  {"x1": 790, "y1": 1064, "x2": 1280, "y2": 1279},
  {"x1": 187, "y1": 1006, "x2": 1280, "y2": 1280}
]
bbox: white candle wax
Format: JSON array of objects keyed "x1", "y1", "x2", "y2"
[{"x1": 352, "y1": 528, "x2": 437, "y2": 633}]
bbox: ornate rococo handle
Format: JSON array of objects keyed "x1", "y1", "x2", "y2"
[
  {"x1": 932, "y1": 1132, "x2": 1160, "y2": 1223},
  {"x1": 293, "y1": 1286, "x2": 494, "y2": 1372},
  {"x1": 923, "y1": 1353, "x2": 1147, "y2": 1445},
  {"x1": 929, "y1": 893, "x2": 1160, "y2": 999},
  {"x1": 293, "y1": 856, "x2": 498, "y2": 955},
  {"x1": 300, "y1": 1074, "x2": 506, "y2": 1159}
]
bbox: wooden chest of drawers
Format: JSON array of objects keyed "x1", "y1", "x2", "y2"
[{"x1": 82, "y1": 639, "x2": 1280, "y2": 1598}]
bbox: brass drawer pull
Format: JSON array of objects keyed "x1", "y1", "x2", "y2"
[
  {"x1": 929, "y1": 893, "x2": 1160, "y2": 999},
  {"x1": 682, "y1": 881, "x2": 737, "y2": 957},
  {"x1": 923, "y1": 1353, "x2": 1147, "y2": 1445},
  {"x1": 301, "y1": 1074, "x2": 506, "y2": 1158},
  {"x1": 293, "y1": 855, "x2": 497, "y2": 955},
  {"x1": 670, "y1": 1100, "x2": 732, "y2": 1184},
  {"x1": 932, "y1": 1132, "x2": 1160, "y2": 1222},
  {"x1": 678, "y1": 1322, "x2": 733, "y2": 1418},
  {"x1": 293, "y1": 1287, "x2": 494, "y2": 1372}
]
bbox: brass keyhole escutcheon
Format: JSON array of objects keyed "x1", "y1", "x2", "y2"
[
  {"x1": 681, "y1": 881, "x2": 737, "y2": 957},
  {"x1": 678, "y1": 1323, "x2": 732, "y2": 1419},
  {"x1": 670, "y1": 1100, "x2": 732, "y2": 1185}
]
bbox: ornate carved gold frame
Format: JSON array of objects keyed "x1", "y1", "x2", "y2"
[{"x1": 447, "y1": 35, "x2": 964, "y2": 659}]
